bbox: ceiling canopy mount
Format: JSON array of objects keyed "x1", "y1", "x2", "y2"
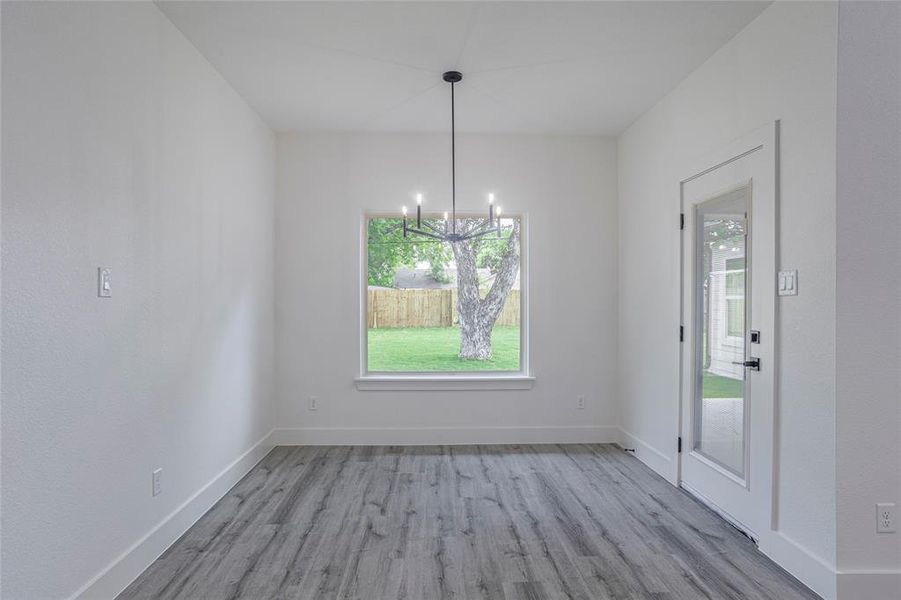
[{"x1": 442, "y1": 70, "x2": 463, "y2": 83}]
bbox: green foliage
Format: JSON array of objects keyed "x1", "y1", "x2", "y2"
[
  {"x1": 419, "y1": 238, "x2": 453, "y2": 283},
  {"x1": 367, "y1": 218, "x2": 453, "y2": 287},
  {"x1": 367, "y1": 217, "x2": 516, "y2": 288},
  {"x1": 703, "y1": 218, "x2": 744, "y2": 272},
  {"x1": 367, "y1": 219, "x2": 412, "y2": 287},
  {"x1": 367, "y1": 326, "x2": 520, "y2": 372},
  {"x1": 475, "y1": 233, "x2": 511, "y2": 274}
]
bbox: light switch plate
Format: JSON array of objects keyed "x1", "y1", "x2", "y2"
[
  {"x1": 777, "y1": 269, "x2": 797, "y2": 296},
  {"x1": 98, "y1": 267, "x2": 112, "y2": 298}
]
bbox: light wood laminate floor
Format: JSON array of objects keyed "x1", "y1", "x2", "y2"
[{"x1": 118, "y1": 444, "x2": 819, "y2": 600}]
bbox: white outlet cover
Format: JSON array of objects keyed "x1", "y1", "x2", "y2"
[{"x1": 877, "y1": 503, "x2": 896, "y2": 533}]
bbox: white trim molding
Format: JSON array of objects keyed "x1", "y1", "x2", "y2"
[
  {"x1": 617, "y1": 428, "x2": 677, "y2": 484},
  {"x1": 69, "y1": 430, "x2": 276, "y2": 600},
  {"x1": 758, "y1": 531, "x2": 837, "y2": 600},
  {"x1": 836, "y1": 570, "x2": 901, "y2": 599},
  {"x1": 354, "y1": 375, "x2": 535, "y2": 391},
  {"x1": 273, "y1": 426, "x2": 618, "y2": 446}
]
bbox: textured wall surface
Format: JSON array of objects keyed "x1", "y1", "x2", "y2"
[
  {"x1": 275, "y1": 133, "x2": 618, "y2": 441},
  {"x1": 835, "y1": 0, "x2": 901, "y2": 592},
  {"x1": 617, "y1": 1, "x2": 838, "y2": 592},
  {"x1": 1, "y1": 3, "x2": 275, "y2": 598}
]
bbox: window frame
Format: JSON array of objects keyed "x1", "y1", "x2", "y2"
[{"x1": 356, "y1": 211, "x2": 532, "y2": 390}]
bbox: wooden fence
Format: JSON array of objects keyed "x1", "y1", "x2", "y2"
[{"x1": 368, "y1": 288, "x2": 520, "y2": 328}]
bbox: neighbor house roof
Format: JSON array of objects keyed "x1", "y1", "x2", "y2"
[{"x1": 391, "y1": 268, "x2": 520, "y2": 290}]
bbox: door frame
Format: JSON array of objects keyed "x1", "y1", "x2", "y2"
[{"x1": 677, "y1": 121, "x2": 781, "y2": 542}]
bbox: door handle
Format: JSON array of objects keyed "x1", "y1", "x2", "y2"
[{"x1": 732, "y1": 358, "x2": 760, "y2": 371}]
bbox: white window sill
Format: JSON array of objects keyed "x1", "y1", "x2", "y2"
[{"x1": 355, "y1": 375, "x2": 535, "y2": 391}]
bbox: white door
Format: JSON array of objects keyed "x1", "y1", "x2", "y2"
[{"x1": 679, "y1": 123, "x2": 778, "y2": 541}]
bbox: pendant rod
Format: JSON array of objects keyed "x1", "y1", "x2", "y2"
[{"x1": 450, "y1": 79, "x2": 456, "y2": 234}]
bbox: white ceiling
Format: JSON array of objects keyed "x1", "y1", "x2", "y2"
[{"x1": 157, "y1": 1, "x2": 770, "y2": 135}]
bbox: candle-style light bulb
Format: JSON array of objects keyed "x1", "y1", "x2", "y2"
[
  {"x1": 488, "y1": 193, "x2": 494, "y2": 205},
  {"x1": 416, "y1": 193, "x2": 423, "y2": 205},
  {"x1": 402, "y1": 205, "x2": 408, "y2": 216}
]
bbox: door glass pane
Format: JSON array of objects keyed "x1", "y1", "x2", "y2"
[{"x1": 695, "y1": 195, "x2": 747, "y2": 476}]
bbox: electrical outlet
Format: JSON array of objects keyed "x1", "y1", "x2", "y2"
[
  {"x1": 577, "y1": 395, "x2": 586, "y2": 410},
  {"x1": 152, "y1": 468, "x2": 162, "y2": 497},
  {"x1": 877, "y1": 503, "x2": 895, "y2": 533},
  {"x1": 308, "y1": 396, "x2": 319, "y2": 411}
]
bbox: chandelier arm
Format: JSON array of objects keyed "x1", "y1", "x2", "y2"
[
  {"x1": 461, "y1": 218, "x2": 492, "y2": 237},
  {"x1": 421, "y1": 219, "x2": 446, "y2": 235},
  {"x1": 459, "y1": 217, "x2": 483, "y2": 236},
  {"x1": 460, "y1": 226, "x2": 500, "y2": 241},
  {"x1": 403, "y1": 227, "x2": 446, "y2": 241},
  {"x1": 382, "y1": 221, "x2": 410, "y2": 238}
]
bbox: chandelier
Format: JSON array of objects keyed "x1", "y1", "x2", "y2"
[{"x1": 401, "y1": 71, "x2": 502, "y2": 242}]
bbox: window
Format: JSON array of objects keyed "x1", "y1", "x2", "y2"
[
  {"x1": 725, "y1": 257, "x2": 745, "y2": 271},
  {"x1": 726, "y1": 298, "x2": 745, "y2": 337},
  {"x1": 363, "y1": 214, "x2": 524, "y2": 375},
  {"x1": 725, "y1": 257, "x2": 745, "y2": 338}
]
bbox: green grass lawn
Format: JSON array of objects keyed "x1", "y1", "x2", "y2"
[
  {"x1": 703, "y1": 371, "x2": 744, "y2": 398},
  {"x1": 368, "y1": 326, "x2": 745, "y2": 386},
  {"x1": 368, "y1": 326, "x2": 520, "y2": 372}
]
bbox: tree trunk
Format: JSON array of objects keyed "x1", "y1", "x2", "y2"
[
  {"x1": 459, "y1": 319, "x2": 493, "y2": 359},
  {"x1": 451, "y1": 221, "x2": 520, "y2": 360},
  {"x1": 452, "y1": 236, "x2": 485, "y2": 359}
]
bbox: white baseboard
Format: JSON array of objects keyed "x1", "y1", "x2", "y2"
[
  {"x1": 616, "y1": 428, "x2": 676, "y2": 484},
  {"x1": 272, "y1": 425, "x2": 619, "y2": 446},
  {"x1": 836, "y1": 570, "x2": 901, "y2": 599},
  {"x1": 70, "y1": 430, "x2": 276, "y2": 600},
  {"x1": 759, "y1": 531, "x2": 837, "y2": 600}
]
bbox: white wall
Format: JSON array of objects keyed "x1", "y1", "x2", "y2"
[
  {"x1": 616, "y1": 1, "x2": 838, "y2": 596},
  {"x1": 1, "y1": 3, "x2": 275, "y2": 599},
  {"x1": 275, "y1": 133, "x2": 617, "y2": 444},
  {"x1": 835, "y1": 1, "x2": 901, "y2": 596}
]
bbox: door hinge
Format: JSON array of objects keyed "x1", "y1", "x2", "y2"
[
  {"x1": 678, "y1": 437, "x2": 683, "y2": 453},
  {"x1": 680, "y1": 213, "x2": 685, "y2": 230},
  {"x1": 679, "y1": 325, "x2": 684, "y2": 342}
]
